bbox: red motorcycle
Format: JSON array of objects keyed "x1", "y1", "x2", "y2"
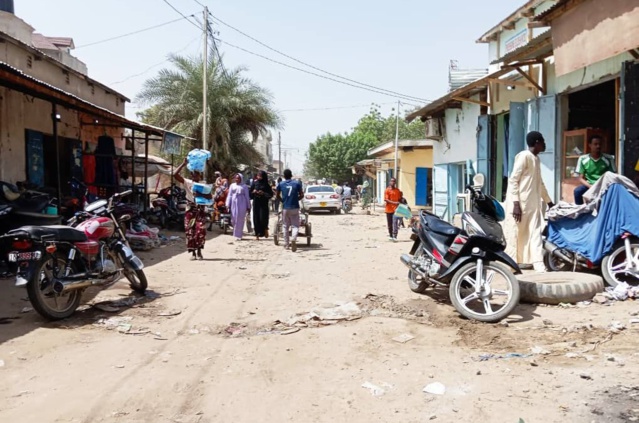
[{"x1": 2, "y1": 190, "x2": 147, "y2": 320}]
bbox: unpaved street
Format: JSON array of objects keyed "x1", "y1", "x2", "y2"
[{"x1": 2, "y1": 210, "x2": 639, "y2": 423}]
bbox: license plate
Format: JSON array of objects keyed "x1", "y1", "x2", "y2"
[
  {"x1": 8, "y1": 251, "x2": 42, "y2": 262},
  {"x1": 320, "y1": 202, "x2": 327, "y2": 207}
]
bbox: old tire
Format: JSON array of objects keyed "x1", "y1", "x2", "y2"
[{"x1": 519, "y1": 272, "x2": 604, "y2": 305}]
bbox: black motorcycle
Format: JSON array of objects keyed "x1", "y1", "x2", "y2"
[{"x1": 400, "y1": 174, "x2": 521, "y2": 323}]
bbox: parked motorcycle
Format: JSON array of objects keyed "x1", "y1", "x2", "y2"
[
  {"x1": 2, "y1": 190, "x2": 147, "y2": 320},
  {"x1": 150, "y1": 186, "x2": 187, "y2": 230},
  {"x1": 399, "y1": 174, "x2": 521, "y2": 322},
  {"x1": 207, "y1": 204, "x2": 231, "y2": 234}
]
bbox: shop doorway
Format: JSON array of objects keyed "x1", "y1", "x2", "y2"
[{"x1": 560, "y1": 79, "x2": 617, "y2": 202}]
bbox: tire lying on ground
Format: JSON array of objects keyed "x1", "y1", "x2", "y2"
[{"x1": 518, "y1": 272, "x2": 604, "y2": 305}]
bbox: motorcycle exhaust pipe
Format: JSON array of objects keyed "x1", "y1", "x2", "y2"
[
  {"x1": 400, "y1": 254, "x2": 427, "y2": 277},
  {"x1": 544, "y1": 241, "x2": 573, "y2": 263},
  {"x1": 53, "y1": 278, "x2": 99, "y2": 294}
]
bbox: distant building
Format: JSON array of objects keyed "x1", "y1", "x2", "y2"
[{"x1": 253, "y1": 130, "x2": 273, "y2": 166}]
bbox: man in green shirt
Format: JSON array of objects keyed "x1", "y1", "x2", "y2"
[{"x1": 574, "y1": 135, "x2": 616, "y2": 205}]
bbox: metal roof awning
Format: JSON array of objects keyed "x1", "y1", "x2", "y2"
[
  {"x1": 491, "y1": 30, "x2": 553, "y2": 65},
  {"x1": 534, "y1": 0, "x2": 586, "y2": 23},
  {"x1": 0, "y1": 61, "x2": 183, "y2": 138},
  {"x1": 406, "y1": 67, "x2": 513, "y2": 122}
]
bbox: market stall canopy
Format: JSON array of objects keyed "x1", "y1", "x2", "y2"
[{"x1": 120, "y1": 154, "x2": 173, "y2": 178}]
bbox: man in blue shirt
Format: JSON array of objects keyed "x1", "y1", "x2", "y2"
[{"x1": 277, "y1": 169, "x2": 304, "y2": 251}]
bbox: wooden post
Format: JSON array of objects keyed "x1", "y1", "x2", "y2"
[{"x1": 144, "y1": 132, "x2": 149, "y2": 213}]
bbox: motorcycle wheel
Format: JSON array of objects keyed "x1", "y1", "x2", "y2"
[
  {"x1": 408, "y1": 248, "x2": 429, "y2": 293},
  {"x1": 602, "y1": 239, "x2": 639, "y2": 287},
  {"x1": 222, "y1": 222, "x2": 229, "y2": 235},
  {"x1": 27, "y1": 254, "x2": 81, "y2": 321},
  {"x1": 543, "y1": 250, "x2": 570, "y2": 272},
  {"x1": 449, "y1": 261, "x2": 520, "y2": 323},
  {"x1": 124, "y1": 268, "x2": 148, "y2": 294}
]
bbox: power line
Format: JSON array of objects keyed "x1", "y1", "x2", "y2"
[
  {"x1": 161, "y1": 0, "x2": 201, "y2": 30},
  {"x1": 109, "y1": 35, "x2": 201, "y2": 85},
  {"x1": 75, "y1": 16, "x2": 194, "y2": 49},
  {"x1": 208, "y1": 13, "x2": 431, "y2": 103},
  {"x1": 281, "y1": 102, "x2": 396, "y2": 112},
  {"x1": 214, "y1": 36, "x2": 430, "y2": 104}
]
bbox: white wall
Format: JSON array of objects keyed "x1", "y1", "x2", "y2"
[{"x1": 434, "y1": 96, "x2": 481, "y2": 165}]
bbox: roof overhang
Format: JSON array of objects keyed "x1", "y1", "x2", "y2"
[
  {"x1": 406, "y1": 67, "x2": 518, "y2": 122},
  {"x1": 0, "y1": 61, "x2": 183, "y2": 139},
  {"x1": 491, "y1": 30, "x2": 553, "y2": 65},
  {"x1": 534, "y1": 0, "x2": 587, "y2": 23},
  {"x1": 476, "y1": 0, "x2": 541, "y2": 43},
  {"x1": 367, "y1": 139, "x2": 434, "y2": 156}
]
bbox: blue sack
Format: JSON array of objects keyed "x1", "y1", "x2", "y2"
[{"x1": 187, "y1": 149, "x2": 211, "y2": 173}]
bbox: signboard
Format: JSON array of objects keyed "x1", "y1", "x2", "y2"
[
  {"x1": 162, "y1": 132, "x2": 182, "y2": 155},
  {"x1": 505, "y1": 29, "x2": 528, "y2": 54}
]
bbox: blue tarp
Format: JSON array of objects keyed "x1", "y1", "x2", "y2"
[{"x1": 548, "y1": 184, "x2": 639, "y2": 264}]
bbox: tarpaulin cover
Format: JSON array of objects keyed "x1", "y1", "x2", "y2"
[{"x1": 548, "y1": 184, "x2": 639, "y2": 264}]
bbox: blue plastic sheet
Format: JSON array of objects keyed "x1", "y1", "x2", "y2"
[{"x1": 548, "y1": 184, "x2": 639, "y2": 264}]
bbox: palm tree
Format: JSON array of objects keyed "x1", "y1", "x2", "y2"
[{"x1": 136, "y1": 50, "x2": 282, "y2": 175}]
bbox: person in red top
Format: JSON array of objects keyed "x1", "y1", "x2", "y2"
[{"x1": 384, "y1": 178, "x2": 403, "y2": 241}]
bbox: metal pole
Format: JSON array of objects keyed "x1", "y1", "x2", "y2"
[
  {"x1": 278, "y1": 131, "x2": 282, "y2": 175},
  {"x1": 52, "y1": 103, "x2": 61, "y2": 211},
  {"x1": 394, "y1": 100, "x2": 400, "y2": 182},
  {"x1": 202, "y1": 6, "x2": 209, "y2": 181},
  {"x1": 144, "y1": 132, "x2": 149, "y2": 213},
  {"x1": 130, "y1": 129, "x2": 136, "y2": 194}
]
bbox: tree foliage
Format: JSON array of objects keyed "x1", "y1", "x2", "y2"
[
  {"x1": 136, "y1": 50, "x2": 282, "y2": 176},
  {"x1": 304, "y1": 105, "x2": 425, "y2": 181}
]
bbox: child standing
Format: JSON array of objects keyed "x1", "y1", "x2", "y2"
[{"x1": 392, "y1": 198, "x2": 411, "y2": 241}]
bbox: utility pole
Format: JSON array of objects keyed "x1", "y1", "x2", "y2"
[
  {"x1": 202, "y1": 6, "x2": 209, "y2": 180},
  {"x1": 394, "y1": 100, "x2": 400, "y2": 182},
  {"x1": 278, "y1": 132, "x2": 282, "y2": 175}
]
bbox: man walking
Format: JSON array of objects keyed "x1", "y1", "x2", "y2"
[
  {"x1": 574, "y1": 135, "x2": 616, "y2": 204},
  {"x1": 504, "y1": 131, "x2": 554, "y2": 273},
  {"x1": 384, "y1": 178, "x2": 402, "y2": 241},
  {"x1": 277, "y1": 169, "x2": 304, "y2": 252}
]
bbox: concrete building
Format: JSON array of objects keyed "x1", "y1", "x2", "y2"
[
  {"x1": 253, "y1": 130, "x2": 273, "y2": 167},
  {"x1": 357, "y1": 139, "x2": 434, "y2": 210}
]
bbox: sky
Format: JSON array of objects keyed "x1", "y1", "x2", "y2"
[{"x1": 18, "y1": 0, "x2": 524, "y2": 173}]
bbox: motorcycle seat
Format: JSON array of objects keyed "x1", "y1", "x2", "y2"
[
  {"x1": 421, "y1": 211, "x2": 461, "y2": 236},
  {"x1": 9, "y1": 225, "x2": 88, "y2": 242}
]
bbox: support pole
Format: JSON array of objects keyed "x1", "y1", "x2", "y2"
[
  {"x1": 130, "y1": 129, "x2": 136, "y2": 195},
  {"x1": 394, "y1": 100, "x2": 400, "y2": 182},
  {"x1": 144, "y1": 132, "x2": 149, "y2": 213},
  {"x1": 52, "y1": 103, "x2": 61, "y2": 211},
  {"x1": 202, "y1": 6, "x2": 209, "y2": 181},
  {"x1": 278, "y1": 131, "x2": 282, "y2": 175}
]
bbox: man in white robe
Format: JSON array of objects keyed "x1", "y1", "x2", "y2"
[{"x1": 504, "y1": 131, "x2": 554, "y2": 272}]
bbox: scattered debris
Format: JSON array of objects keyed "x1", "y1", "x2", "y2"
[
  {"x1": 392, "y1": 333, "x2": 415, "y2": 344},
  {"x1": 605, "y1": 282, "x2": 639, "y2": 301},
  {"x1": 592, "y1": 294, "x2": 609, "y2": 304},
  {"x1": 609, "y1": 321, "x2": 626, "y2": 333},
  {"x1": 475, "y1": 353, "x2": 532, "y2": 362},
  {"x1": 224, "y1": 323, "x2": 247, "y2": 337},
  {"x1": 19, "y1": 307, "x2": 32, "y2": 314},
  {"x1": 93, "y1": 304, "x2": 119, "y2": 313},
  {"x1": 580, "y1": 373, "x2": 593, "y2": 380},
  {"x1": 361, "y1": 382, "x2": 385, "y2": 396},
  {"x1": 117, "y1": 324, "x2": 132, "y2": 333},
  {"x1": 280, "y1": 328, "x2": 300, "y2": 335},
  {"x1": 157, "y1": 310, "x2": 182, "y2": 317},
  {"x1": 423, "y1": 382, "x2": 446, "y2": 395},
  {"x1": 530, "y1": 346, "x2": 551, "y2": 356}
]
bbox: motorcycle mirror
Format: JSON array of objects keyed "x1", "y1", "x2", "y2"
[
  {"x1": 473, "y1": 173, "x2": 485, "y2": 189},
  {"x1": 119, "y1": 214, "x2": 132, "y2": 223}
]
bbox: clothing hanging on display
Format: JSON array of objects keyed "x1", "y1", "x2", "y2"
[{"x1": 94, "y1": 135, "x2": 116, "y2": 197}]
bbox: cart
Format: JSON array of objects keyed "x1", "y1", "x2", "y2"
[{"x1": 273, "y1": 209, "x2": 312, "y2": 247}]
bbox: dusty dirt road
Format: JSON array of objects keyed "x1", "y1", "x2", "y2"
[{"x1": 1, "y1": 209, "x2": 639, "y2": 423}]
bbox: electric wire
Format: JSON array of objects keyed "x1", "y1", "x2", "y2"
[
  {"x1": 214, "y1": 36, "x2": 430, "y2": 104},
  {"x1": 161, "y1": 0, "x2": 201, "y2": 30},
  {"x1": 208, "y1": 13, "x2": 431, "y2": 104},
  {"x1": 75, "y1": 16, "x2": 194, "y2": 49}
]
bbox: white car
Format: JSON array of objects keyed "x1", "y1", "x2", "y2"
[{"x1": 303, "y1": 185, "x2": 341, "y2": 213}]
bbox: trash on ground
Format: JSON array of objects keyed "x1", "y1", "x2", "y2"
[
  {"x1": 530, "y1": 346, "x2": 551, "y2": 355},
  {"x1": 93, "y1": 304, "x2": 120, "y2": 313},
  {"x1": 609, "y1": 321, "x2": 626, "y2": 333},
  {"x1": 280, "y1": 328, "x2": 300, "y2": 335},
  {"x1": 117, "y1": 324, "x2": 133, "y2": 333},
  {"x1": 19, "y1": 307, "x2": 32, "y2": 314},
  {"x1": 605, "y1": 282, "x2": 639, "y2": 301},
  {"x1": 392, "y1": 333, "x2": 415, "y2": 344},
  {"x1": 157, "y1": 310, "x2": 182, "y2": 317},
  {"x1": 224, "y1": 323, "x2": 247, "y2": 336},
  {"x1": 475, "y1": 353, "x2": 532, "y2": 361},
  {"x1": 423, "y1": 382, "x2": 446, "y2": 395},
  {"x1": 95, "y1": 316, "x2": 134, "y2": 333},
  {"x1": 283, "y1": 302, "x2": 362, "y2": 328},
  {"x1": 580, "y1": 373, "x2": 593, "y2": 380},
  {"x1": 361, "y1": 381, "x2": 385, "y2": 396}
]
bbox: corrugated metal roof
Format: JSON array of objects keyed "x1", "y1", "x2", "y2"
[
  {"x1": 449, "y1": 68, "x2": 489, "y2": 91},
  {"x1": 534, "y1": 0, "x2": 571, "y2": 21}
]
